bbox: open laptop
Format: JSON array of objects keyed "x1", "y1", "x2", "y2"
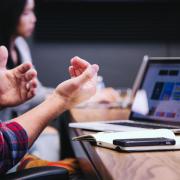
[{"x1": 69, "y1": 56, "x2": 180, "y2": 133}]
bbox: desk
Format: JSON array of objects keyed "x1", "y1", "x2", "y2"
[{"x1": 69, "y1": 108, "x2": 180, "y2": 180}]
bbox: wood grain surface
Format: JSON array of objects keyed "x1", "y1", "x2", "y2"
[
  {"x1": 70, "y1": 107, "x2": 130, "y2": 122},
  {"x1": 70, "y1": 105, "x2": 180, "y2": 180}
]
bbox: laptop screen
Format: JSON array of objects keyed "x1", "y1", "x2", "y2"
[{"x1": 132, "y1": 60, "x2": 180, "y2": 124}]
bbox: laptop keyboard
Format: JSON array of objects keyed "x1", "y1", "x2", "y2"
[{"x1": 108, "y1": 122, "x2": 179, "y2": 129}]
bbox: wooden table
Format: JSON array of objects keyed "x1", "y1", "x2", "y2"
[{"x1": 69, "y1": 107, "x2": 180, "y2": 180}]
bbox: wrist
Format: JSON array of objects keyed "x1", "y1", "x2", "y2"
[{"x1": 47, "y1": 92, "x2": 68, "y2": 112}]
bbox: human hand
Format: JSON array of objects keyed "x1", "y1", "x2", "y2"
[
  {"x1": 0, "y1": 46, "x2": 37, "y2": 107},
  {"x1": 54, "y1": 57, "x2": 99, "y2": 109}
]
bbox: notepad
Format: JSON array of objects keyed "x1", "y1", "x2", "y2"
[{"x1": 72, "y1": 129, "x2": 180, "y2": 152}]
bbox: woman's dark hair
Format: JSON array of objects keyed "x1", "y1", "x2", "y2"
[{"x1": 0, "y1": 0, "x2": 27, "y2": 67}]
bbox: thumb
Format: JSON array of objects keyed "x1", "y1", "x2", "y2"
[
  {"x1": 0, "y1": 46, "x2": 8, "y2": 70},
  {"x1": 76, "y1": 64, "x2": 99, "y2": 84}
]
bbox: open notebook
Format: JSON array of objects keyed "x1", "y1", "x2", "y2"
[{"x1": 73, "y1": 129, "x2": 180, "y2": 152}]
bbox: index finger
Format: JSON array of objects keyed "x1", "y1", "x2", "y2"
[
  {"x1": 13, "y1": 63, "x2": 32, "y2": 75},
  {"x1": 71, "y1": 56, "x2": 90, "y2": 69}
]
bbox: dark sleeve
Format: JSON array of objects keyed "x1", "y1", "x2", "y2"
[{"x1": 0, "y1": 122, "x2": 28, "y2": 174}]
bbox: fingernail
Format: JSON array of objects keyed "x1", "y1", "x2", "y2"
[
  {"x1": 0, "y1": 46, "x2": 8, "y2": 60},
  {"x1": 72, "y1": 56, "x2": 79, "y2": 60},
  {"x1": 71, "y1": 56, "x2": 79, "y2": 63},
  {"x1": 0, "y1": 46, "x2": 6, "y2": 51}
]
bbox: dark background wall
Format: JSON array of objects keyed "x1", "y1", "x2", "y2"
[{"x1": 30, "y1": 0, "x2": 180, "y2": 88}]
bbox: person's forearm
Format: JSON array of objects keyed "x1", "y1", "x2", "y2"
[{"x1": 13, "y1": 93, "x2": 66, "y2": 147}]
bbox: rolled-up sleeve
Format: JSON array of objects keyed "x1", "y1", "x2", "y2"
[{"x1": 0, "y1": 122, "x2": 28, "y2": 173}]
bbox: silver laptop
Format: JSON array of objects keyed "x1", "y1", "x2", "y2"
[{"x1": 69, "y1": 56, "x2": 180, "y2": 133}]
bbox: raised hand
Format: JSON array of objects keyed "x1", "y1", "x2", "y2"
[
  {"x1": 0, "y1": 46, "x2": 37, "y2": 107},
  {"x1": 12, "y1": 56, "x2": 99, "y2": 147},
  {"x1": 54, "y1": 57, "x2": 99, "y2": 109}
]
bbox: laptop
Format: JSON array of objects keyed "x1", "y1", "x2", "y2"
[{"x1": 69, "y1": 56, "x2": 180, "y2": 133}]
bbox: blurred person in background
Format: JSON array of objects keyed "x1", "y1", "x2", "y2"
[{"x1": 0, "y1": 0, "x2": 65, "y2": 161}]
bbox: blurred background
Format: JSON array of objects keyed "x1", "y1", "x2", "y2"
[{"x1": 30, "y1": 0, "x2": 180, "y2": 88}]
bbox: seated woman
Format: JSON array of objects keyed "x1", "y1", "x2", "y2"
[
  {"x1": 0, "y1": 46, "x2": 99, "y2": 173},
  {"x1": 0, "y1": 0, "x2": 62, "y2": 161}
]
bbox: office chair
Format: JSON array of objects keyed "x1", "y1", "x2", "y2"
[{"x1": 0, "y1": 166, "x2": 69, "y2": 180}]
